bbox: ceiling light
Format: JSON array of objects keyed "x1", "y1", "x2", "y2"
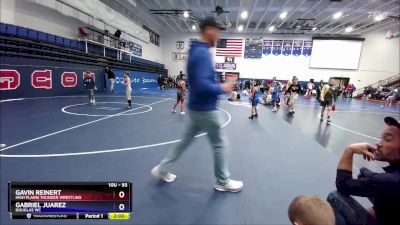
[
  {"x1": 238, "y1": 25, "x2": 244, "y2": 32},
  {"x1": 280, "y1": 11, "x2": 288, "y2": 19},
  {"x1": 345, "y1": 26, "x2": 353, "y2": 33},
  {"x1": 183, "y1": 11, "x2": 189, "y2": 18},
  {"x1": 333, "y1": 12, "x2": 343, "y2": 19},
  {"x1": 312, "y1": 27, "x2": 317, "y2": 31},
  {"x1": 268, "y1": 25, "x2": 275, "y2": 32},
  {"x1": 240, "y1": 11, "x2": 248, "y2": 19},
  {"x1": 374, "y1": 14, "x2": 384, "y2": 21},
  {"x1": 191, "y1": 25, "x2": 196, "y2": 30}
]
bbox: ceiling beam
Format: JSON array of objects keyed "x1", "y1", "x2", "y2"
[
  {"x1": 320, "y1": 0, "x2": 384, "y2": 35},
  {"x1": 154, "y1": 0, "x2": 185, "y2": 33},
  {"x1": 288, "y1": 0, "x2": 324, "y2": 29},
  {"x1": 348, "y1": 11, "x2": 400, "y2": 34},
  {"x1": 139, "y1": 0, "x2": 177, "y2": 32},
  {"x1": 276, "y1": 0, "x2": 307, "y2": 29},
  {"x1": 253, "y1": 0, "x2": 274, "y2": 33},
  {"x1": 331, "y1": 1, "x2": 399, "y2": 35},
  {"x1": 245, "y1": 0, "x2": 259, "y2": 32},
  {"x1": 235, "y1": 0, "x2": 243, "y2": 32},
  {"x1": 173, "y1": 0, "x2": 193, "y2": 32},
  {"x1": 263, "y1": 0, "x2": 291, "y2": 33},
  {"x1": 197, "y1": 0, "x2": 205, "y2": 19},
  {"x1": 356, "y1": 18, "x2": 399, "y2": 35},
  {"x1": 129, "y1": 0, "x2": 167, "y2": 32},
  {"x1": 311, "y1": 0, "x2": 361, "y2": 35}
]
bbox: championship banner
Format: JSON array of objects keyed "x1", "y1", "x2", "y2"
[
  {"x1": 302, "y1": 40, "x2": 313, "y2": 56},
  {"x1": 262, "y1": 40, "x2": 273, "y2": 56},
  {"x1": 108, "y1": 70, "x2": 159, "y2": 94},
  {"x1": 272, "y1": 40, "x2": 283, "y2": 56},
  {"x1": 244, "y1": 38, "x2": 263, "y2": 58},
  {"x1": 215, "y1": 63, "x2": 237, "y2": 70},
  {"x1": 282, "y1": 40, "x2": 293, "y2": 56},
  {"x1": 292, "y1": 40, "x2": 303, "y2": 56},
  {"x1": 129, "y1": 43, "x2": 142, "y2": 57}
]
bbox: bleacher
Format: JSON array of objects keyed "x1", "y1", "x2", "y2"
[{"x1": 0, "y1": 22, "x2": 165, "y2": 74}]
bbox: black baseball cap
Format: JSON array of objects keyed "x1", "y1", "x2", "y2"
[
  {"x1": 199, "y1": 17, "x2": 225, "y2": 31},
  {"x1": 384, "y1": 117, "x2": 400, "y2": 130}
]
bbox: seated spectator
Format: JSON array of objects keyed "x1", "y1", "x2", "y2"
[
  {"x1": 387, "y1": 89, "x2": 400, "y2": 106},
  {"x1": 242, "y1": 88, "x2": 250, "y2": 96},
  {"x1": 327, "y1": 116, "x2": 400, "y2": 225},
  {"x1": 288, "y1": 195, "x2": 335, "y2": 225}
]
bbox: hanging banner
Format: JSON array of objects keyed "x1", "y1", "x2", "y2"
[
  {"x1": 244, "y1": 38, "x2": 263, "y2": 58},
  {"x1": 262, "y1": 40, "x2": 273, "y2": 56},
  {"x1": 292, "y1": 40, "x2": 303, "y2": 56},
  {"x1": 282, "y1": 40, "x2": 293, "y2": 56},
  {"x1": 272, "y1": 40, "x2": 283, "y2": 55},
  {"x1": 302, "y1": 40, "x2": 313, "y2": 56},
  {"x1": 215, "y1": 63, "x2": 237, "y2": 70}
]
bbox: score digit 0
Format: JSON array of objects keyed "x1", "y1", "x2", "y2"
[
  {"x1": 119, "y1": 203, "x2": 125, "y2": 211},
  {"x1": 118, "y1": 191, "x2": 125, "y2": 199}
]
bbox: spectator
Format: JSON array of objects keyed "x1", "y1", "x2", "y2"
[
  {"x1": 289, "y1": 195, "x2": 335, "y2": 225},
  {"x1": 105, "y1": 67, "x2": 115, "y2": 94},
  {"x1": 387, "y1": 89, "x2": 400, "y2": 106},
  {"x1": 157, "y1": 75, "x2": 163, "y2": 91},
  {"x1": 305, "y1": 81, "x2": 314, "y2": 97},
  {"x1": 316, "y1": 80, "x2": 324, "y2": 102},
  {"x1": 83, "y1": 71, "x2": 96, "y2": 105},
  {"x1": 327, "y1": 116, "x2": 400, "y2": 225}
]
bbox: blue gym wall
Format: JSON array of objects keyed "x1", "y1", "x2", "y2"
[
  {"x1": 0, "y1": 56, "x2": 105, "y2": 100},
  {"x1": 105, "y1": 70, "x2": 160, "y2": 94},
  {"x1": 0, "y1": 57, "x2": 162, "y2": 100}
]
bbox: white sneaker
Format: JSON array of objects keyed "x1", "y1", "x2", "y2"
[
  {"x1": 180, "y1": 111, "x2": 185, "y2": 115},
  {"x1": 0, "y1": 144, "x2": 6, "y2": 149},
  {"x1": 172, "y1": 109, "x2": 176, "y2": 113},
  {"x1": 92, "y1": 99, "x2": 96, "y2": 105},
  {"x1": 151, "y1": 165, "x2": 177, "y2": 183},
  {"x1": 272, "y1": 107, "x2": 277, "y2": 112},
  {"x1": 214, "y1": 179, "x2": 243, "y2": 192}
]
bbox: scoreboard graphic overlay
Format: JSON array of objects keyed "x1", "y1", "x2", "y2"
[{"x1": 9, "y1": 182, "x2": 132, "y2": 220}]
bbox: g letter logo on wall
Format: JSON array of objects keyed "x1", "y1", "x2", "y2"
[
  {"x1": 61, "y1": 72, "x2": 78, "y2": 87},
  {"x1": 32, "y1": 70, "x2": 52, "y2": 89},
  {"x1": 0, "y1": 70, "x2": 21, "y2": 90}
]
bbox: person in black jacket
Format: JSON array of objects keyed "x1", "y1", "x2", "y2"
[
  {"x1": 316, "y1": 80, "x2": 324, "y2": 102},
  {"x1": 105, "y1": 67, "x2": 115, "y2": 94},
  {"x1": 327, "y1": 117, "x2": 400, "y2": 225},
  {"x1": 83, "y1": 72, "x2": 96, "y2": 105}
]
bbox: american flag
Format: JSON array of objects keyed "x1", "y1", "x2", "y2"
[{"x1": 216, "y1": 39, "x2": 243, "y2": 56}]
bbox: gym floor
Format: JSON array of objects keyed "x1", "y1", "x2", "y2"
[{"x1": 1, "y1": 90, "x2": 399, "y2": 225}]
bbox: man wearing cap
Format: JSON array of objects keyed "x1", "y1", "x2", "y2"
[
  {"x1": 327, "y1": 116, "x2": 400, "y2": 225},
  {"x1": 151, "y1": 17, "x2": 243, "y2": 192}
]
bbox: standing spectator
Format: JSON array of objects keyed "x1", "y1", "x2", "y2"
[
  {"x1": 124, "y1": 72, "x2": 132, "y2": 109},
  {"x1": 305, "y1": 81, "x2": 314, "y2": 97},
  {"x1": 271, "y1": 81, "x2": 280, "y2": 112},
  {"x1": 320, "y1": 78, "x2": 336, "y2": 123},
  {"x1": 286, "y1": 76, "x2": 302, "y2": 116},
  {"x1": 316, "y1": 80, "x2": 324, "y2": 102},
  {"x1": 345, "y1": 83, "x2": 353, "y2": 98},
  {"x1": 83, "y1": 71, "x2": 96, "y2": 105},
  {"x1": 151, "y1": 17, "x2": 243, "y2": 192},
  {"x1": 327, "y1": 117, "x2": 400, "y2": 225},
  {"x1": 157, "y1": 75, "x2": 163, "y2": 91},
  {"x1": 105, "y1": 67, "x2": 115, "y2": 94}
]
